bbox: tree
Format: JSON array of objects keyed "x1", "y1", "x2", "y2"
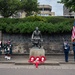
[
  {"x1": 0, "y1": 0, "x2": 21, "y2": 18},
  {"x1": 58, "y1": 0, "x2": 75, "y2": 11},
  {"x1": 0, "y1": 0, "x2": 39, "y2": 18},
  {"x1": 21, "y1": 0, "x2": 39, "y2": 16}
]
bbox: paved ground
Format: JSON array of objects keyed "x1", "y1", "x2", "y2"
[
  {"x1": 0, "y1": 55, "x2": 75, "y2": 63},
  {"x1": 0, "y1": 64, "x2": 75, "y2": 69},
  {"x1": 0, "y1": 55, "x2": 75, "y2": 75},
  {"x1": 0, "y1": 64, "x2": 75, "y2": 75}
]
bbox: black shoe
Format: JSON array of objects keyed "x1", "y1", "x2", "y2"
[{"x1": 66, "y1": 61, "x2": 68, "y2": 62}]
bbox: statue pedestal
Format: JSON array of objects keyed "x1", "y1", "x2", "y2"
[{"x1": 29, "y1": 48, "x2": 45, "y2": 57}]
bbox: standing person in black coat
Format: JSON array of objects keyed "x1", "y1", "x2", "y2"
[
  {"x1": 72, "y1": 39, "x2": 75, "y2": 61},
  {"x1": 4, "y1": 41, "x2": 11, "y2": 60},
  {"x1": 7, "y1": 40, "x2": 13, "y2": 60},
  {"x1": 63, "y1": 41, "x2": 70, "y2": 62},
  {"x1": 7, "y1": 40, "x2": 13, "y2": 55},
  {"x1": 4, "y1": 41, "x2": 8, "y2": 59}
]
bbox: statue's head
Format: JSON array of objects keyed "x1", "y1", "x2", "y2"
[{"x1": 35, "y1": 27, "x2": 39, "y2": 31}]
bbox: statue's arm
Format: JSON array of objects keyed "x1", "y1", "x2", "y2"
[{"x1": 31, "y1": 32, "x2": 34, "y2": 40}]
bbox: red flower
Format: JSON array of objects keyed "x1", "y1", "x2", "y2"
[
  {"x1": 28, "y1": 56, "x2": 35, "y2": 62},
  {"x1": 40, "y1": 56, "x2": 46, "y2": 63}
]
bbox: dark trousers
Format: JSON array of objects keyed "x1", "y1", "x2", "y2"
[
  {"x1": 73, "y1": 51, "x2": 75, "y2": 61},
  {"x1": 0, "y1": 48, "x2": 2, "y2": 54},
  {"x1": 64, "y1": 52, "x2": 69, "y2": 62},
  {"x1": 10, "y1": 49, "x2": 12, "y2": 54}
]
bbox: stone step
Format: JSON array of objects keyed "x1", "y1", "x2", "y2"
[
  {"x1": 15, "y1": 61, "x2": 60, "y2": 66},
  {"x1": 0, "y1": 61, "x2": 75, "y2": 66},
  {"x1": 0, "y1": 61, "x2": 60, "y2": 66}
]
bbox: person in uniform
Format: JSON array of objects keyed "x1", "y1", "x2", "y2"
[
  {"x1": 6, "y1": 40, "x2": 13, "y2": 60},
  {"x1": 7, "y1": 40, "x2": 13, "y2": 54},
  {"x1": 72, "y1": 39, "x2": 75, "y2": 61},
  {"x1": 63, "y1": 41, "x2": 70, "y2": 62},
  {"x1": 7, "y1": 46, "x2": 11, "y2": 60},
  {"x1": 3, "y1": 41, "x2": 11, "y2": 60},
  {"x1": 4, "y1": 41, "x2": 8, "y2": 59}
]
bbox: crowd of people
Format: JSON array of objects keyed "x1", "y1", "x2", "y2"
[{"x1": 0, "y1": 40, "x2": 12, "y2": 60}]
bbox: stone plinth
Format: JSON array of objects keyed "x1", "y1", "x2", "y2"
[{"x1": 30, "y1": 48, "x2": 45, "y2": 57}]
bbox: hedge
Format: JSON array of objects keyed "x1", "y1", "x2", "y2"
[
  {"x1": 0, "y1": 21, "x2": 74, "y2": 34},
  {"x1": 0, "y1": 16, "x2": 47, "y2": 24},
  {"x1": 0, "y1": 16, "x2": 74, "y2": 24}
]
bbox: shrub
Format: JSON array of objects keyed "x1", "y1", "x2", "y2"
[
  {"x1": 0, "y1": 16, "x2": 74, "y2": 34},
  {"x1": 23, "y1": 16, "x2": 47, "y2": 22}
]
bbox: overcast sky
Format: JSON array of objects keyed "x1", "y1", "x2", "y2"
[{"x1": 38, "y1": 0, "x2": 64, "y2": 16}]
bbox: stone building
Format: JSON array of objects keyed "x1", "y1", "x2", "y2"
[
  {"x1": 38, "y1": 5, "x2": 55, "y2": 16},
  {"x1": 63, "y1": 5, "x2": 75, "y2": 18},
  {"x1": 11, "y1": 10, "x2": 26, "y2": 18}
]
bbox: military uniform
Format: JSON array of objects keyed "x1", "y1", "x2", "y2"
[
  {"x1": 4, "y1": 42, "x2": 11, "y2": 60},
  {"x1": 9, "y1": 44, "x2": 12, "y2": 54},
  {"x1": 4, "y1": 42, "x2": 8, "y2": 59},
  {"x1": 7, "y1": 41, "x2": 13, "y2": 54},
  {"x1": 63, "y1": 42, "x2": 70, "y2": 62},
  {"x1": 72, "y1": 42, "x2": 75, "y2": 61}
]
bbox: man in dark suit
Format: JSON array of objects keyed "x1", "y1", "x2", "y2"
[{"x1": 63, "y1": 41, "x2": 70, "y2": 62}]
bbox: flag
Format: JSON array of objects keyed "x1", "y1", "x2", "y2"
[{"x1": 71, "y1": 21, "x2": 75, "y2": 41}]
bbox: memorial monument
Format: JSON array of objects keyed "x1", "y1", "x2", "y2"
[
  {"x1": 30, "y1": 27, "x2": 45, "y2": 57},
  {"x1": 31, "y1": 27, "x2": 42, "y2": 48}
]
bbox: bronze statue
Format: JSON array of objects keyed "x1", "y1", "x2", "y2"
[{"x1": 31, "y1": 27, "x2": 42, "y2": 48}]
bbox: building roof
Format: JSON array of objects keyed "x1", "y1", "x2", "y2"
[{"x1": 38, "y1": 5, "x2": 52, "y2": 9}]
